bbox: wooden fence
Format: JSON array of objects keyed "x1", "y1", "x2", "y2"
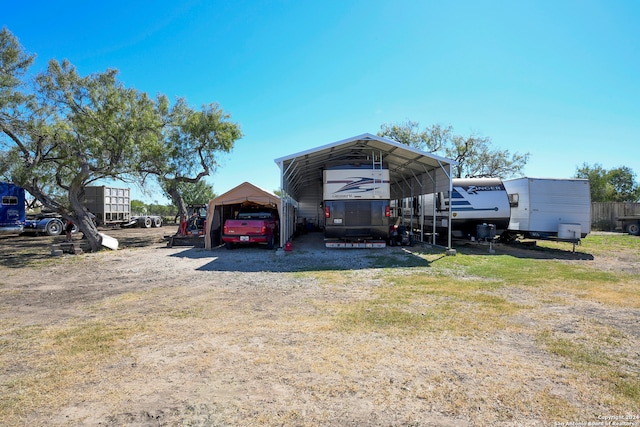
[{"x1": 591, "y1": 202, "x2": 640, "y2": 231}]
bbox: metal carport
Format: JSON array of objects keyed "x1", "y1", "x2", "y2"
[{"x1": 274, "y1": 133, "x2": 457, "y2": 250}]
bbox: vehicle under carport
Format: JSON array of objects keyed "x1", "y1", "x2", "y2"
[
  {"x1": 204, "y1": 182, "x2": 286, "y2": 249},
  {"x1": 274, "y1": 133, "x2": 457, "y2": 251}
]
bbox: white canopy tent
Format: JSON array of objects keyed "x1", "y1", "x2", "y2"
[{"x1": 274, "y1": 133, "x2": 457, "y2": 249}]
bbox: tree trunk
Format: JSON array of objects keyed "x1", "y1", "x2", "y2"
[
  {"x1": 68, "y1": 184, "x2": 102, "y2": 252},
  {"x1": 167, "y1": 186, "x2": 188, "y2": 224}
]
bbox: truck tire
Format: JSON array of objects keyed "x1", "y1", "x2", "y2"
[
  {"x1": 45, "y1": 219, "x2": 64, "y2": 236},
  {"x1": 152, "y1": 217, "x2": 163, "y2": 227},
  {"x1": 139, "y1": 217, "x2": 152, "y2": 228},
  {"x1": 626, "y1": 222, "x2": 640, "y2": 236}
]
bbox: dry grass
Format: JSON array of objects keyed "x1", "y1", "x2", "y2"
[{"x1": 0, "y1": 232, "x2": 639, "y2": 426}]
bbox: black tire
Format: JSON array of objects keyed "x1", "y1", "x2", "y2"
[
  {"x1": 225, "y1": 241, "x2": 234, "y2": 250},
  {"x1": 626, "y1": 222, "x2": 640, "y2": 236},
  {"x1": 499, "y1": 231, "x2": 516, "y2": 243},
  {"x1": 139, "y1": 217, "x2": 152, "y2": 228},
  {"x1": 152, "y1": 217, "x2": 162, "y2": 227},
  {"x1": 266, "y1": 235, "x2": 275, "y2": 250},
  {"x1": 45, "y1": 219, "x2": 63, "y2": 236}
]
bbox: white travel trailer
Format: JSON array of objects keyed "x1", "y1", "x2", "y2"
[
  {"x1": 502, "y1": 177, "x2": 591, "y2": 241},
  {"x1": 401, "y1": 177, "x2": 511, "y2": 239}
]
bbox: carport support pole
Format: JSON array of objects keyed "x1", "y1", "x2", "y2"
[
  {"x1": 278, "y1": 160, "x2": 285, "y2": 248},
  {"x1": 445, "y1": 162, "x2": 456, "y2": 256}
]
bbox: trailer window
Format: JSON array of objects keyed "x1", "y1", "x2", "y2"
[
  {"x1": 2, "y1": 196, "x2": 18, "y2": 206},
  {"x1": 508, "y1": 193, "x2": 519, "y2": 207}
]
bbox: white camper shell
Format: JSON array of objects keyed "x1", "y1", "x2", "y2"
[{"x1": 503, "y1": 178, "x2": 591, "y2": 241}]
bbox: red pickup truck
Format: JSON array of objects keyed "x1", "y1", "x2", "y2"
[{"x1": 222, "y1": 207, "x2": 279, "y2": 249}]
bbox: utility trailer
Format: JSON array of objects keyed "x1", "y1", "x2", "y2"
[
  {"x1": 323, "y1": 159, "x2": 391, "y2": 248},
  {"x1": 617, "y1": 215, "x2": 640, "y2": 236},
  {"x1": 81, "y1": 186, "x2": 162, "y2": 228},
  {"x1": 0, "y1": 182, "x2": 26, "y2": 235},
  {"x1": 502, "y1": 177, "x2": 591, "y2": 242}
]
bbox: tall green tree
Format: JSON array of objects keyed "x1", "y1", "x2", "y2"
[
  {"x1": 575, "y1": 163, "x2": 609, "y2": 201},
  {"x1": 608, "y1": 166, "x2": 640, "y2": 202},
  {"x1": 146, "y1": 100, "x2": 241, "y2": 219},
  {"x1": 379, "y1": 121, "x2": 529, "y2": 178},
  {"x1": 575, "y1": 163, "x2": 640, "y2": 202},
  {"x1": 0, "y1": 28, "x2": 242, "y2": 251},
  {"x1": 5, "y1": 57, "x2": 162, "y2": 251},
  {"x1": 0, "y1": 27, "x2": 35, "y2": 178}
]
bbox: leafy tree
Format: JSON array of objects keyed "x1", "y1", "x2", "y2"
[
  {"x1": 575, "y1": 163, "x2": 609, "y2": 201},
  {"x1": 378, "y1": 121, "x2": 529, "y2": 178},
  {"x1": 608, "y1": 166, "x2": 640, "y2": 202},
  {"x1": 171, "y1": 180, "x2": 216, "y2": 207},
  {"x1": 1, "y1": 55, "x2": 161, "y2": 250},
  {"x1": 0, "y1": 28, "x2": 34, "y2": 179},
  {"x1": 0, "y1": 28, "x2": 241, "y2": 250},
  {"x1": 146, "y1": 101, "x2": 241, "y2": 220},
  {"x1": 131, "y1": 200, "x2": 175, "y2": 218},
  {"x1": 575, "y1": 163, "x2": 640, "y2": 202},
  {"x1": 131, "y1": 199, "x2": 147, "y2": 215},
  {"x1": 145, "y1": 202, "x2": 175, "y2": 218}
]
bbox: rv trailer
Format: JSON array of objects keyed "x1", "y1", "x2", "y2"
[
  {"x1": 323, "y1": 161, "x2": 391, "y2": 247},
  {"x1": 502, "y1": 177, "x2": 591, "y2": 242},
  {"x1": 402, "y1": 177, "x2": 511, "y2": 240}
]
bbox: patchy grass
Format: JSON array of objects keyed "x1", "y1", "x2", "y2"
[
  {"x1": 539, "y1": 327, "x2": 640, "y2": 403},
  {"x1": 310, "y1": 234, "x2": 640, "y2": 413},
  {"x1": 0, "y1": 318, "x2": 144, "y2": 424},
  {"x1": 1, "y1": 232, "x2": 638, "y2": 425},
  {"x1": 364, "y1": 250, "x2": 431, "y2": 268},
  {"x1": 540, "y1": 232, "x2": 640, "y2": 257},
  {"x1": 334, "y1": 272, "x2": 521, "y2": 336}
]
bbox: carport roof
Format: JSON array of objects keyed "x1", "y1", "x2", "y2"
[
  {"x1": 273, "y1": 133, "x2": 456, "y2": 200},
  {"x1": 210, "y1": 181, "x2": 280, "y2": 209}
]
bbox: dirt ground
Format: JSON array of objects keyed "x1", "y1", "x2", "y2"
[{"x1": 0, "y1": 226, "x2": 638, "y2": 426}]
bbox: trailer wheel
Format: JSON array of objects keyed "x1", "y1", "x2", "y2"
[
  {"x1": 152, "y1": 217, "x2": 162, "y2": 227},
  {"x1": 45, "y1": 219, "x2": 64, "y2": 236},
  {"x1": 626, "y1": 222, "x2": 640, "y2": 236},
  {"x1": 139, "y1": 217, "x2": 152, "y2": 228}
]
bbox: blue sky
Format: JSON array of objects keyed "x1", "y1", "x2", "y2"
[{"x1": 4, "y1": 0, "x2": 639, "y2": 203}]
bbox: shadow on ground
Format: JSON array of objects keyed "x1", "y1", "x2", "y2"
[
  {"x1": 170, "y1": 233, "x2": 598, "y2": 272},
  {"x1": 453, "y1": 239, "x2": 595, "y2": 261},
  {"x1": 169, "y1": 232, "x2": 432, "y2": 272}
]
